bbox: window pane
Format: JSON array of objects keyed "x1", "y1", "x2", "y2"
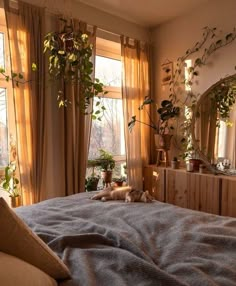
[
  {"x1": 95, "y1": 56, "x2": 121, "y2": 87},
  {"x1": 89, "y1": 98, "x2": 125, "y2": 158},
  {"x1": 0, "y1": 88, "x2": 8, "y2": 167},
  {"x1": 0, "y1": 32, "x2": 5, "y2": 69}
]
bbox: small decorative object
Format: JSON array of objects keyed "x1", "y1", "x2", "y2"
[
  {"x1": 186, "y1": 161, "x2": 194, "y2": 172},
  {"x1": 171, "y1": 157, "x2": 180, "y2": 169},
  {"x1": 199, "y1": 164, "x2": 206, "y2": 174},
  {"x1": 1, "y1": 163, "x2": 21, "y2": 208},
  {"x1": 161, "y1": 60, "x2": 173, "y2": 85}
]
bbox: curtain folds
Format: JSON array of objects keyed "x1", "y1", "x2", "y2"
[
  {"x1": 5, "y1": 0, "x2": 96, "y2": 204},
  {"x1": 60, "y1": 19, "x2": 96, "y2": 196},
  {"x1": 4, "y1": 0, "x2": 45, "y2": 205},
  {"x1": 121, "y1": 36, "x2": 150, "y2": 190}
]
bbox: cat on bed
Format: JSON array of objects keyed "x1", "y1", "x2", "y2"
[{"x1": 91, "y1": 186, "x2": 153, "y2": 203}]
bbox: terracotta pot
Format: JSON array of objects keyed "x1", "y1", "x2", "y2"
[
  {"x1": 101, "y1": 171, "x2": 113, "y2": 187},
  {"x1": 189, "y1": 159, "x2": 202, "y2": 172},
  {"x1": 154, "y1": 134, "x2": 172, "y2": 150},
  {"x1": 114, "y1": 181, "x2": 124, "y2": 187},
  {"x1": 10, "y1": 196, "x2": 21, "y2": 208}
]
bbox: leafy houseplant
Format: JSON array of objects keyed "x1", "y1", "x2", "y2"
[
  {"x1": 112, "y1": 176, "x2": 126, "y2": 187},
  {"x1": 91, "y1": 149, "x2": 115, "y2": 187},
  {"x1": 1, "y1": 163, "x2": 21, "y2": 208},
  {"x1": 43, "y1": 19, "x2": 107, "y2": 119},
  {"x1": 1, "y1": 163, "x2": 20, "y2": 198},
  {"x1": 128, "y1": 96, "x2": 180, "y2": 135},
  {"x1": 128, "y1": 96, "x2": 180, "y2": 150},
  {"x1": 85, "y1": 174, "x2": 100, "y2": 192}
]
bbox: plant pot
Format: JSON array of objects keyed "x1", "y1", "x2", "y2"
[
  {"x1": 101, "y1": 171, "x2": 113, "y2": 187},
  {"x1": 86, "y1": 177, "x2": 99, "y2": 192},
  {"x1": 189, "y1": 159, "x2": 202, "y2": 172},
  {"x1": 154, "y1": 134, "x2": 172, "y2": 150},
  {"x1": 114, "y1": 181, "x2": 124, "y2": 187},
  {"x1": 10, "y1": 196, "x2": 21, "y2": 208},
  {"x1": 171, "y1": 160, "x2": 180, "y2": 169}
]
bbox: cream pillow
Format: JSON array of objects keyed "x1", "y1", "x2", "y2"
[
  {"x1": 0, "y1": 251, "x2": 58, "y2": 286},
  {"x1": 0, "y1": 197, "x2": 70, "y2": 280}
]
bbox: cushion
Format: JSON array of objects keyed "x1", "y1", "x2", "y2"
[
  {"x1": 0, "y1": 251, "x2": 58, "y2": 286},
  {"x1": 0, "y1": 197, "x2": 70, "y2": 280}
]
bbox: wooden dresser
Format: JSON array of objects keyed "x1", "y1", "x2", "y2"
[{"x1": 144, "y1": 165, "x2": 236, "y2": 217}]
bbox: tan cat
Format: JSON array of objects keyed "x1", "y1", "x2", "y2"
[{"x1": 91, "y1": 186, "x2": 153, "y2": 203}]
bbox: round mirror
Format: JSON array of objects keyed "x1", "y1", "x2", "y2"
[{"x1": 191, "y1": 73, "x2": 236, "y2": 175}]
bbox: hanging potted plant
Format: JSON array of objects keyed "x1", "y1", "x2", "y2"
[
  {"x1": 128, "y1": 96, "x2": 180, "y2": 150},
  {"x1": 43, "y1": 18, "x2": 107, "y2": 118}
]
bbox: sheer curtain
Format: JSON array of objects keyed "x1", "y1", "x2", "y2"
[
  {"x1": 5, "y1": 0, "x2": 96, "y2": 204},
  {"x1": 121, "y1": 36, "x2": 150, "y2": 190},
  {"x1": 4, "y1": 0, "x2": 45, "y2": 205}
]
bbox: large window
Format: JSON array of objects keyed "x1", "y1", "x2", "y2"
[{"x1": 88, "y1": 38, "x2": 126, "y2": 177}]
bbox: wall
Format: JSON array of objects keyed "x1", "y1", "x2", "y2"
[
  {"x1": 152, "y1": 0, "x2": 236, "y2": 101},
  {"x1": 23, "y1": 0, "x2": 149, "y2": 42},
  {"x1": 151, "y1": 0, "x2": 236, "y2": 158}
]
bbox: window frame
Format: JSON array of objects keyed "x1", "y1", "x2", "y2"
[{"x1": 90, "y1": 37, "x2": 126, "y2": 163}]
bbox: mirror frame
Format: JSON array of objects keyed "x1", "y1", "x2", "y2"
[{"x1": 191, "y1": 73, "x2": 236, "y2": 175}]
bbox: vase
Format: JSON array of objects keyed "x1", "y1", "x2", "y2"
[
  {"x1": 154, "y1": 134, "x2": 173, "y2": 150},
  {"x1": 10, "y1": 196, "x2": 21, "y2": 208}
]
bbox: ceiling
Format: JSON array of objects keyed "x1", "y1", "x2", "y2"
[{"x1": 77, "y1": 0, "x2": 211, "y2": 28}]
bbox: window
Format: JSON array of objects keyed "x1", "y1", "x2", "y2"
[
  {"x1": 0, "y1": 8, "x2": 14, "y2": 170},
  {"x1": 88, "y1": 37, "x2": 126, "y2": 177}
]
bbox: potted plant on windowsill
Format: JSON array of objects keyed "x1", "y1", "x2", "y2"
[
  {"x1": 1, "y1": 163, "x2": 21, "y2": 208},
  {"x1": 112, "y1": 176, "x2": 126, "y2": 187},
  {"x1": 91, "y1": 149, "x2": 115, "y2": 187},
  {"x1": 128, "y1": 96, "x2": 180, "y2": 150}
]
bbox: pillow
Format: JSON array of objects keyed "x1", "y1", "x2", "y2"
[
  {"x1": 0, "y1": 197, "x2": 70, "y2": 280},
  {"x1": 0, "y1": 251, "x2": 57, "y2": 286}
]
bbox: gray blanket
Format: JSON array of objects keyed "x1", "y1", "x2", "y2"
[{"x1": 15, "y1": 192, "x2": 236, "y2": 286}]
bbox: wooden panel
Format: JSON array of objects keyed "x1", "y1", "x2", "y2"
[
  {"x1": 166, "y1": 169, "x2": 187, "y2": 208},
  {"x1": 143, "y1": 165, "x2": 165, "y2": 202},
  {"x1": 221, "y1": 178, "x2": 236, "y2": 217},
  {"x1": 187, "y1": 173, "x2": 219, "y2": 215}
]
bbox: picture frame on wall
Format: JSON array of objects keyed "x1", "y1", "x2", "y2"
[{"x1": 161, "y1": 61, "x2": 173, "y2": 85}]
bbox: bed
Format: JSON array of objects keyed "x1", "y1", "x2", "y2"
[{"x1": 1, "y1": 191, "x2": 236, "y2": 286}]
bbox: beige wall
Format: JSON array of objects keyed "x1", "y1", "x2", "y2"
[
  {"x1": 152, "y1": 0, "x2": 236, "y2": 104},
  {"x1": 23, "y1": 0, "x2": 149, "y2": 41},
  {"x1": 151, "y1": 0, "x2": 236, "y2": 159}
]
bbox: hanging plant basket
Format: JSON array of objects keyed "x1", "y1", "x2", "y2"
[{"x1": 43, "y1": 19, "x2": 107, "y2": 118}]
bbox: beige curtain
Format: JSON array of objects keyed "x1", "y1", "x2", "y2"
[
  {"x1": 5, "y1": 1, "x2": 95, "y2": 204},
  {"x1": 59, "y1": 19, "x2": 96, "y2": 196},
  {"x1": 4, "y1": 0, "x2": 45, "y2": 205},
  {"x1": 121, "y1": 36, "x2": 150, "y2": 190}
]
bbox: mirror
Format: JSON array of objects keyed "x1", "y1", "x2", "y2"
[{"x1": 191, "y1": 73, "x2": 236, "y2": 175}]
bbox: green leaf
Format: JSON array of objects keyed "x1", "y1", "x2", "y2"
[{"x1": 32, "y1": 63, "x2": 37, "y2": 71}]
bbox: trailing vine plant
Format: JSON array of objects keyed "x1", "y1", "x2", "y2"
[
  {"x1": 167, "y1": 26, "x2": 236, "y2": 159},
  {"x1": 43, "y1": 18, "x2": 107, "y2": 120}
]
